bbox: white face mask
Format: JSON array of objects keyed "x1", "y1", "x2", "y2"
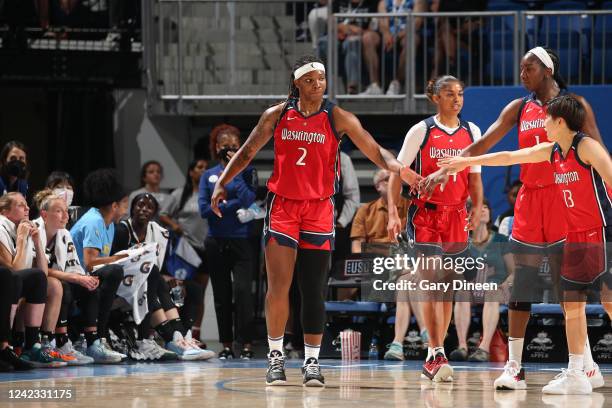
[{"x1": 53, "y1": 188, "x2": 74, "y2": 207}]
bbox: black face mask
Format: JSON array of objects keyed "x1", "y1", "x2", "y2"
[
  {"x1": 218, "y1": 147, "x2": 238, "y2": 162},
  {"x1": 5, "y1": 159, "x2": 26, "y2": 178}
]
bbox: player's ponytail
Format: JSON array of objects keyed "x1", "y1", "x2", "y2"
[
  {"x1": 425, "y1": 75, "x2": 464, "y2": 103},
  {"x1": 543, "y1": 48, "x2": 567, "y2": 90}
]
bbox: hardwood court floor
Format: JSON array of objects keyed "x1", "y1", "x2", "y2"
[{"x1": 0, "y1": 360, "x2": 611, "y2": 407}]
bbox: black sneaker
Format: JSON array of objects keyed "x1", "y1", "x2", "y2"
[
  {"x1": 240, "y1": 348, "x2": 254, "y2": 360},
  {"x1": 266, "y1": 350, "x2": 287, "y2": 386},
  {"x1": 218, "y1": 347, "x2": 235, "y2": 360},
  {"x1": 0, "y1": 347, "x2": 34, "y2": 370},
  {"x1": 302, "y1": 357, "x2": 324, "y2": 387}
]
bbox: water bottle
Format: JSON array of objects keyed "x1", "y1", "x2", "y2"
[
  {"x1": 368, "y1": 337, "x2": 379, "y2": 360},
  {"x1": 171, "y1": 281, "x2": 185, "y2": 308},
  {"x1": 76, "y1": 333, "x2": 87, "y2": 353},
  {"x1": 41, "y1": 334, "x2": 50, "y2": 350}
]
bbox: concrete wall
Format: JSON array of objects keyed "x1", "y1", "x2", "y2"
[{"x1": 113, "y1": 89, "x2": 193, "y2": 192}]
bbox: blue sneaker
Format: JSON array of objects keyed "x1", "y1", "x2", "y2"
[
  {"x1": 384, "y1": 342, "x2": 405, "y2": 361},
  {"x1": 86, "y1": 339, "x2": 122, "y2": 364},
  {"x1": 166, "y1": 331, "x2": 204, "y2": 361}
]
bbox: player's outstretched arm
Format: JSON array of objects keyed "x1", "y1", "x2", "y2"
[
  {"x1": 438, "y1": 142, "x2": 555, "y2": 173},
  {"x1": 211, "y1": 104, "x2": 281, "y2": 217},
  {"x1": 387, "y1": 172, "x2": 403, "y2": 242},
  {"x1": 579, "y1": 137, "x2": 612, "y2": 187},
  {"x1": 333, "y1": 106, "x2": 421, "y2": 187}
]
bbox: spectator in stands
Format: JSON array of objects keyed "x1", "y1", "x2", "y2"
[
  {"x1": 449, "y1": 199, "x2": 513, "y2": 362},
  {"x1": 128, "y1": 161, "x2": 172, "y2": 222},
  {"x1": 199, "y1": 128, "x2": 257, "y2": 359},
  {"x1": 162, "y1": 158, "x2": 209, "y2": 343},
  {"x1": 69, "y1": 168, "x2": 130, "y2": 362},
  {"x1": 430, "y1": 0, "x2": 488, "y2": 79},
  {"x1": 351, "y1": 169, "x2": 409, "y2": 250},
  {"x1": 493, "y1": 179, "x2": 521, "y2": 233},
  {"x1": 317, "y1": 0, "x2": 379, "y2": 94},
  {"x1": 112, "y1": 193, "x2": 214, "y2": 361},
  {"x1": 0, "y1": 141, "x2": 28, "y2": 198},
  {"x1": 361, "y1": 0, "x2": 430, "y2": 95},
  {"x1": 0, "y1": 193, "x2": 54, "y2": 367},
  {"x1": 308, "y1": 1, "x2": 328, "y2": 52},
  {"x1": 35, "y1": 0, "x2": 79, "y2": 38}
]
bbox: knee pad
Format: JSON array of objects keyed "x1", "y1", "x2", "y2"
[
  {"x1": 11, "y1": 273, "x2": 22, "y2": 304},
  {"x1": 508, "y1": 301, "x2": 532, "y2": 312},
  {"x1": 296, "y1": 249, "x2": 330, "y2": 334},
  {"x1": 21, "y1": 268, "x2": 47, "y2": 304}
]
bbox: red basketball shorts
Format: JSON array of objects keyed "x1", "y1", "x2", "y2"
[
  {"x1": 561, "y1": 226, "x2": 611, "y2": 290},
  {"x1": 263, "y1": 192, "x2": 334, "y2": 250},
  {"x1": 511, "y1": 184, "x2": 567, "y2": 248},
  {"x1": 405, "y1": 199, "x2": 469, "y2": 255}
]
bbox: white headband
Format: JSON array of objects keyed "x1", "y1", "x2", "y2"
[
  {"x1": 528, "y1": 46, "x2": 554, "y2": 74},
  {"x1": 294, "y1": 62, "x2": 325, "y2": 80}
]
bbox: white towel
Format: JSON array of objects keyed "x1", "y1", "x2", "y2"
[
  {"x1": 33, "y1": 217, "x2": 85, "y2": 275},
  {"x1": 0, "y1": 215, "x2": 34, "y2": 268}
]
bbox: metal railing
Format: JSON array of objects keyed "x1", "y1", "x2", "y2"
[
  {"x1": 148, "y1": 0, "x2": 320, "y2": 113},
  {"x1": 143, "y1": 1, "x2": 612, "y2": 115}
]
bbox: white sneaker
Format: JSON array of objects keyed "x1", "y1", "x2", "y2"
[
  {"x1": 166, "y1": 331, "x2": 203, "y2": 361},
  {"x1": 386, "y1": 80, "x2": 401, "y2": 95},
  {"x1": 585, "y1": 363, "x2": 605, "y2": 389},
  {"x1": 184, "y1": 330, "x2": 215, "y2": 360},
  {"x1": 494, "y1": 360, "x2": 527, "y2": 390},
  {"x1": 542, "y1": 369, "x2": 592, "y2": 395},
  {"x1": 57, "y1": 339, "x2": 94, "y2": 365},
  {"x1": 359, "y1": 83, "x2": 383, "y2": 96},
  {"x1": 101, "y1": 338, "x2": 127, "y2": 360},
  {"x1": 131, "y1": 339, "x2": 177, "y2": 361}
]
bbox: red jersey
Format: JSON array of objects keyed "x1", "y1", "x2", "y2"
[
  {"x1": 517, "y1": 93, "x2": 564, "y2": 187},
  {"x1": 415, "y1": 116, "x2": 475, "y2": 206},
  {"x1": 267, "y1": 99, "x2": 341, "y2": 200},
  {"x1": 551, "y1": 134, "x2": 612, "y2": 232}
]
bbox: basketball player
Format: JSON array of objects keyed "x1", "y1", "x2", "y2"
[
  {"x1": 210, "y1": 55, "x2": 421, "y2": 387},
  {"x1": 388, "y1": 75, "x2": 484, "y2": 382},
  {"x1": 421, "y1": 47, "x2": 604, "y2": 390},
  {"x1": 439, "y1": 94, "x2": 612, "y2": 395}
]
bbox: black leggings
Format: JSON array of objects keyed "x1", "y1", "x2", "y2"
[
  {"x1": 0, "y1": 267, "x2": 14, "y2": 343},
  {"x1": 12, "y1": 268, "x2": 47, "y2": 304},
  {"x1": 94, "y1": 264, "x2": 123, "y2": 338},
  {"x1": 58, "y1": 281, "x2": 99, "y2": 329}
]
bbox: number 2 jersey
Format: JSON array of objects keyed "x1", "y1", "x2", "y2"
[
  {"x1": 267, "y1": 99, "x2": 342, "y2": 200},
  {"x1": 550, "y1": 133, "x2": 612, "y2": 232}
]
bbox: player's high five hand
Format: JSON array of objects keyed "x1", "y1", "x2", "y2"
[
  {"x1": 418, "y1": 168, "x2": 449, "y2": 199},
  {"x1": 399, "y1": 166, "x2": 423, "y2": 194}
]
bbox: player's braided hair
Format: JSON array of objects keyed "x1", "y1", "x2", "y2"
[
  {"x1": 543, "y1": 47, "x2": 567, "y2": 90},
  {"x1": 425, "y1": 75, "x2": 464, "y2": 103},
  {"x1": 287, "y1": 55, "x2": 325, "y2": 102}
]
